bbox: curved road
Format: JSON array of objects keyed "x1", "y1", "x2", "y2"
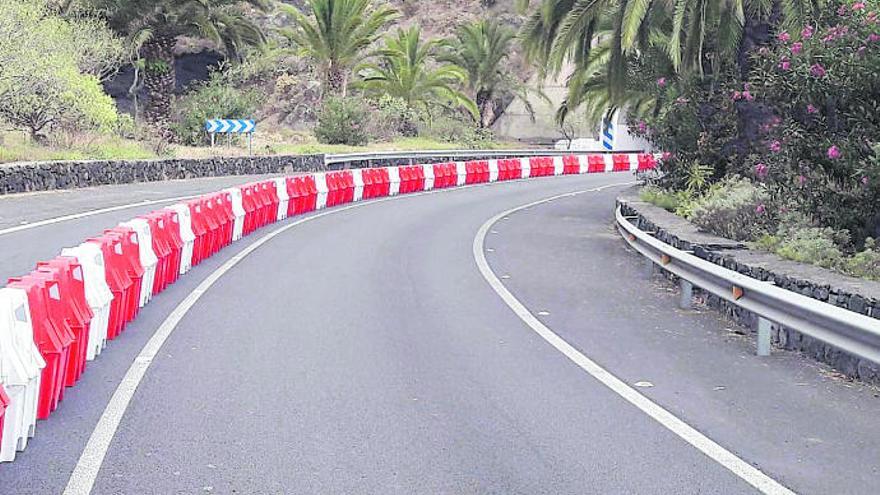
[{"x1": 0, "y1": 173, "x2": 878, "y2": 494}]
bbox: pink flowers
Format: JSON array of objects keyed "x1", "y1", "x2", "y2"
[
  {"x1": 732, "y1": 90, "x2": 742, "y2": 101},
  {"x1": 791, "y1": 42, "x2": 803, "y2": 54},
  {"x1": 802, "y1": 25, "x2": 815, "y2": 39},
  {"x1": 868, "y1": 33, "x2": 880, "y2": 42},
  {"x1": 635, "y1": 120, "x2": 648, "y2": 133},
  {"x1": 755, "y1": 204, "x2": 766, "y2": 214},
  {"x1": 754, "y1": 163, "x2": 769, "y2": 179},
  {"x1": 810, "y1": 63, "x2": 827, "y2": 77},
  {"x1": 807, "y1": 104, "x2": 818, "y2": 114},
  {"x1": 853, "y1": 2, "x2": 866, "y2": 11},
  {"x1": 657, "y1": 77, "x2": 667, "y2": 88},
  {"x1": 778, "y1": 32, "x2": 791, "y2": 42},
  {"x1": 661, "y1": 151, "x2": 673, "y2": 161},
  {"x1": 838, "y1": 4, "x2": 848, "y2": 16},
  {"x1": 863, "y1": 176, "x2": 870, "y2": 185},
  {"x1": 769, "y1": 140, "x2": 782, "y2": 153},
  {"x1": 779, "y1": 57, "x2": 791, "y2": 70},
  {"x1": 827, "y1": 145, "x2": 842, "y2": 159},
  {"x1": 797, "y1": 175, "x2": 807, "y2": 186}
]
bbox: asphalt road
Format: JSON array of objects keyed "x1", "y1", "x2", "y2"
[{"x1": 0, "y1": 173, "x2": 878, "y2": 494}]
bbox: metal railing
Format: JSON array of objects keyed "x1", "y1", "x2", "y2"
[
  {"x1": 616, "y1": 206, "x2": 880, "y2": 364},
  {"x1": 324, "y1": 149, "x2": 645, "y2": 168}
]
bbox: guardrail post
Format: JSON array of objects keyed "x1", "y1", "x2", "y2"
[
  {"x1": 679, "y1": 279, "x2": 693, "y2": 309},
  {"x1": 644, "y1": 258, "x2": 654, "y2": 279},
  {"x1": 757, "y1": 317, "x2": 772, "y2": 356}
]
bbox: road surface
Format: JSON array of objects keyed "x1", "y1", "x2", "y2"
[{"x1": 0, "y1": 173, "x2": 878, "y2": 494}]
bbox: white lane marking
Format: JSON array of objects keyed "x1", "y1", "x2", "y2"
[
  {"x1": 64, "y1": 174, "x2": 625, "y2": 495},
  {"x1": 0, "y1": 195, "x2": 199, "y2": 236},
  {"x1": 472, "y1": 187, "x2": 796, "y2": 495}
]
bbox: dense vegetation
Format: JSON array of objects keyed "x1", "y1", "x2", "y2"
[
  {"x1": 0, "y1": 0, "x2": 527, "y2": 160},
  {"x1": 519, "y1": 0, "x2": 880, "y2": 280}
]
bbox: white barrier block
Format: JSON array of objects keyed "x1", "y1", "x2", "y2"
[
  {"x1": 0, "y1": 288, "x2": 43, "y2": 461},
  {"x1": 167, "y1": 204, "x2": 196, "y2": 273},
  {"x1": 521, "y1": 157, "x2": 531, "y2": 178},
  {"x1": 422, "y1": 164, "x2": 434, "y2": 190},
  {"x1": 314, "y1": 173, "x2": 328, "y2": 209},
  {"x1": 352, "y1": 170, "x2": 365, "y2": 200},
  {"x1": 274, "y1": 178, "x2": 289, "y2": 221},
  {"x1": 628, "y1": 153, "x2": 640, "y2": 171},
  {"x1": 578, "y1": 155, "x2": 589, "y2": 174},
  {"x1": 119, "y1": 219, "x2": 158, "y2": 308},
  {"x1": 488, "y1": 159, "x2": 499, "y2": 182},
  {"x1": 222, "y1": 189, "x2": 246, "y2": 242},
  {"x1": 387, "y1": 167, "x2": 401, "y2": 196},
  {"x1": 61, "y1": 243, "x2": 112, "y2": 359},
  {"x1": 455, "y1": 162, "x2": 467, "y2": 186},
  {"x1": 603, "y1": 153, "x2": 614, "y2": 172},
  {"x1": 553, "y1": 156, "x2": 564, "y2": 176},
  {"x1": 5, "y1": 289, "x2": 42, "y2": 446}
]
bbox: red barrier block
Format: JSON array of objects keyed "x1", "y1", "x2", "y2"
[
  {"x1": 563, "y1": 155, "x2": 580, "y2": 174},
  {"x1": 638, "y1": 153, "x2": 657, "y2": 171},
  {"x1": 6, "y1": 274, "x2": 73, "y2": 417},
  {"x1": 587, "y1": 155, "x2": 606, "y2": 173},
  {"x1": 85, "y1": 235, "x2": 133, "y2": 339},
  {"x1": 497, "y1": 158, "x2": 522, "y2": 181},
  {"x1": 140, "y1": 213, "x2": 171, "y2": 291},
  {"x1": 187, "y1": 199, "x2": 211, "y2": 263},
  {"x1": 102, "y1": 229, "x2": 144, "y2": 323},
  {"x1": 465, "y1": 160, "x2": 489, "y2": 184},
  {"x1": 529, "y1": 156, "x2": 553, "y2": 177},
  {"x1": 35, "y1": 258, "x2": 93, "y2": 386},
  {"x1": 613, "y1": 154, "x2": 631, "y2": 172}
]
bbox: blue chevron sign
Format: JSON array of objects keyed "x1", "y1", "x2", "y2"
[
  {"x1": 205, "y1": 119, "x2": 256, "y2": 134},
  {"x1": 601, "y1": 117, "x2": 614, "y2": 151}
]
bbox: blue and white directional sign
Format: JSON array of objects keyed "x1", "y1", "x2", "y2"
[{"x1": 205, "y1": 119, "x2": 256, "y2": 134}]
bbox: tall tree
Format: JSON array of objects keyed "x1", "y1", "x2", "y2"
[
  {"x1": 95, "y1": 0, "x2": 268, "y2": 126},
  {"x1": 356, "y1": 26, "x2": 478, "y2": 119},
  {"x1": 281, "y1": 0, "x2": 398, "y2": 96},
  {"x1": 518, "y1": 0, "x2": 823, "y2": 121},
  {"x1": 441, "y1": 19, "x2": 538, "y2": 128}
]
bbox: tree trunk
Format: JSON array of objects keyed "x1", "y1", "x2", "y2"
[
  {"x1": 476, "y1": 89, "x2": 492, "y2": 128},
  {"x1": 325, "y1": 64, "x2": 347, "y2": 97},
  {"x1": 142, "y1": 35, "x2": 177, "y2": 128}
]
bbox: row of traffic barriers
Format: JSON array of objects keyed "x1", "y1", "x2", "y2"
[{"x1": 0, "y1": 153, "x2": 656, "y2": 463}]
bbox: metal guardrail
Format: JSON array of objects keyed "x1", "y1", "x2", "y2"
[
  {"x1": 324, "y1": 149, "x2": 645, "y2": 168},
  {"x1": 616, "y1": 206, "x2": 880, "y2": 365}
]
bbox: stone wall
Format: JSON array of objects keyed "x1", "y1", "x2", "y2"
[
  {"x1": 617, "y1": 190, "x2": 880, "y2": 384},
  {"x1": 0, "y1": 154, "x2": 325, "y2": 195}
]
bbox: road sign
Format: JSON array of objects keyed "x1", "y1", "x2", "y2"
[{"x1": 205, "y1": 119, "x2": 256, "y2": 134}]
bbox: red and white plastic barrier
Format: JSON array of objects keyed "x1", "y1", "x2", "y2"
[{"x1": 0, "y1": 153, "x2": 656, "y2": 463}]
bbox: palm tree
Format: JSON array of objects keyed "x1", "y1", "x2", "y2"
[
  {"x1": 356, "y1": 26, "x2": 478, "y2": 119},
  {"x1": 518, "y1": 0, "x2": 821, "y2": 123},
  {"x1": 280, "y1": 0, "x2": 398, "y2": 96},
  {"x1": 96, "y1": 0, "x2": 268, "y2": 126},
  {"x1": 441, "y1": 19, "x2": 540, "y2": 128}
]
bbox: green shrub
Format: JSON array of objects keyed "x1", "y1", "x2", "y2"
[
  {"x1": 423, "y1": 114, "x2": 494, "y2": 148},
  {"x1": 775, "y1": 227, "x2": 845, "y2": 270},
  {"x1": 844, "y1": 239, "x2": 880, "y2": 281},
  {"x1": 688, "y1": 177, "x2": 774, "y2": 241},
  {"x1": 639, "y1": 186, "x2": 680, "y2": 212},
  {"x1": 314, "y1": 96, "x2": 370, "y2": 146},
  {"x1": 171, "y1": 72, "x2": 260, "y2": 146},
  {"x1": 369, "y1": 95, "x2": 421, "y2": 139}
]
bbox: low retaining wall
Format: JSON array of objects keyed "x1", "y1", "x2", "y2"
[
  {"x1": 0, "y1": 154, "x2": 325, "y2": 195},
  {"x1": 618, "y1": 189, "x2": 880, "y2": 384}
]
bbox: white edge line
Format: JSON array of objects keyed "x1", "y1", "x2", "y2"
[
  {"x1": 0, "y1": 195, "x2": 200, "y2": 236},
  {"x1": 62, "y1": 174, "x2": 618, "y2": 495},
  {"x1": 471, "y1": 185, "x2": 796, "y2": 495}
]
